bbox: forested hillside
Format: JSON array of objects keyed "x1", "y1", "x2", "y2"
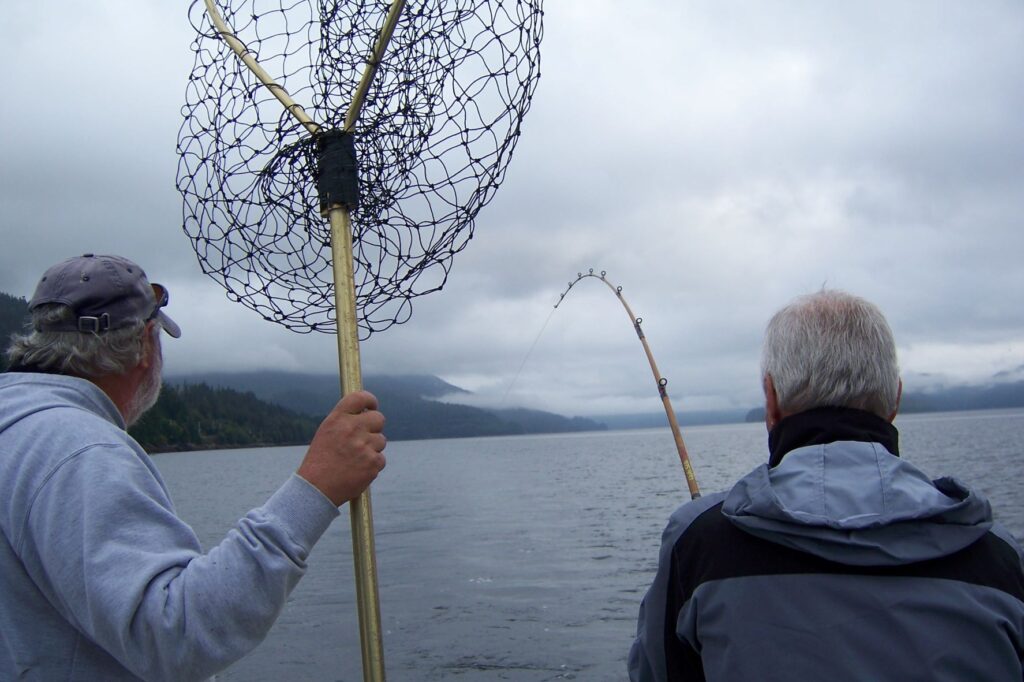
[
  {"x1": 169, "y1": 371, "x2": 606, "y2": 440},
  {"x1": 129, "y1": 383, "x2": 320, "y2": 453}
]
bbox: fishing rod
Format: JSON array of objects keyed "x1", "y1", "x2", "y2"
[{"x1": 556, "y1": 270, "x2": 700, "y2": 499}]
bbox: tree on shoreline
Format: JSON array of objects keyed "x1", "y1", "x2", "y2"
[{"x1": 0, "y1": 293, "x2": 28, "y2": 372}]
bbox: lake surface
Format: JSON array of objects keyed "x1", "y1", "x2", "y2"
[{"x1": 154, "y1": 409, "x2": 1024, "y2": 681}]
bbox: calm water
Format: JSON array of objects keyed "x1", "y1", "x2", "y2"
[{"x1": 154, "y1": 409, "x2": 1024, "y2": 681}]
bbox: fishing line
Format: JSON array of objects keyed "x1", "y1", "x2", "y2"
[{"x1": 501, "y1": 302, "x2": 558, "y2": 406}]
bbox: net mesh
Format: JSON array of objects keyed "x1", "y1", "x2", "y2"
[{"x1": 177, "y1": 0, "x2": 543, "y2": 336}]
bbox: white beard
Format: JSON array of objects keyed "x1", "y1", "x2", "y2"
[{"x1": 125, "y1": 335, "x2": 163, "y2": 427}]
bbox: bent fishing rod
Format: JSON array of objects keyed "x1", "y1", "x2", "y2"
[{"x1": 556, "y1": 270, "x2": 700, "y2": 499}]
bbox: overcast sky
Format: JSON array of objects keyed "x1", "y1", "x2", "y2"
[{"x1": 2, "y1": 1, "x2": 1022, "y2": 418}]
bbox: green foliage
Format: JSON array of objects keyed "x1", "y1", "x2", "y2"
[
  {"x1": 130, "y1": 382, "x2": 320, "y2": 453},
  {"x1": 0, "y1": 293, "x2": 29, "y2": 372}
]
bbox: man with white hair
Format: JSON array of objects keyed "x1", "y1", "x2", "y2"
[
  {"x1": 0, "y1": 254, "x2": 387, "y2": 681},
  {"x1": 629, "y1": 290, "x2": 1024, "y2": 681}
]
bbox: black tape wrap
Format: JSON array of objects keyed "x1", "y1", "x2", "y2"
[{"x1": 316, "y1": 130, "x2": 359, "y2": 213}]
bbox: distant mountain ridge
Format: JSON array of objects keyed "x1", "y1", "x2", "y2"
[
  {"x1": 169, "y1": 369, "x2": 1024, "y2": 441},
  {"x1": 168, "y1": 371, "x2": 604, "y2": 441},
  {"x1": 169, "y1": 371, "x2": 468, "y2": 417},
  {"x1": 900, "y1": 382, "x2": 1024, "y2": 413},
  {"x1": 4, "y1": 289, "x2": 1023, "y2": 440},
  {"x1": 740, "y1": 381, "x2": 1024, "y2": 423}
]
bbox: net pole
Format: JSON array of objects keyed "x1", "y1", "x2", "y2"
[
  {"x1": 202, "y1": 0, "x2": 320, "y2": 135},
  {"x1": 328, "y1": 206, "x2": 385, "y2": 682},
  {"x1": 200, "y1": 0, "x2": 408, "y2": 678},
  {"x1": 328, "y1": 3, "x2": 406, "y2": 680}
]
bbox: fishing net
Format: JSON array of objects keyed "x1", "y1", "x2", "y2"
[{"x1": 177, "y1": 0, "x2": 544, "y2": 337}]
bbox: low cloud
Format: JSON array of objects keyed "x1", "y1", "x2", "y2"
[{"x1": 2, "y1": 2, "x2": 1022, "y2": 418}]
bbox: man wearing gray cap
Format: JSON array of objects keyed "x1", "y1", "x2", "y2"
[{"x1": 0, "y1": 254, "x2": 387, "y2": 681}]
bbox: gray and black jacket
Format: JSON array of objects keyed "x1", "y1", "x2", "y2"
[{"x1": 629, "y1": 407, "x2": 1024, "y2": 681}]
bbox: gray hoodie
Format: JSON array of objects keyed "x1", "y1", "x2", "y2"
[
  {"x1": 629, "y1": 421, "x2": 1024, "y2": 681},
  {"x1": 0, "y1": 372, "x2": 341, "y2": 681}
]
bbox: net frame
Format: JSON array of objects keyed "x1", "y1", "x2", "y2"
[{"x1": 178, "y1": 0, "x2": 544, "y2": 338}]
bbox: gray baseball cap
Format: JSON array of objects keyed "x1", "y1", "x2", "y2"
[{"x1": 29, "y1": 254, "x2": 181, "y2": 338}]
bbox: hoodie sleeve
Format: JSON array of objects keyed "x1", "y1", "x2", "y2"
[
  {"x1": 16, "y1": 441, "x2": 339, "y2": 682},
  {"x1": 628, "y1": 493, "x2": 725, "y2": 682}
]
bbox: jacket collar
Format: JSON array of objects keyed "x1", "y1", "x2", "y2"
[{"x1": 768, "y1": 406, "x2": 899, "y2": 467}]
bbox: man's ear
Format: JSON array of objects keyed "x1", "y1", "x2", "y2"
[
  {"x1": 138, "y1": 321, "x2": 158, "y2": 370},
  {"x1": 888, "y1": 379, "x2": 903, "y2": 423},
  {"x1": 764, "y1": 374, "x2": 783, "y2": 431}
]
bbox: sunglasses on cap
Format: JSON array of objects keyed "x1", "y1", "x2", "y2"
[{"x1": 147, "y1": 283, "x2": 169, "y2": 322}]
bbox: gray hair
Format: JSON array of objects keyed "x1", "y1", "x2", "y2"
[
  {"x1": 761, "y1": 290, "x2": 900, "y2": 418},
  {"x1": 7, "y1": 304, "x2": 149, "y2": 378}
]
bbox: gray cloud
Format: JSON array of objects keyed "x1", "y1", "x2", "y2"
[{"x1": 3, "y1": 1, "x2": 1022, "y2": 418}]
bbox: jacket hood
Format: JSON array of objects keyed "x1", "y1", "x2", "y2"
[
  {"x1": 722, "y1": 440, "x2": 993, "y2": 566},
  {"x1": 0, "y1": 372, "x2": 124, "y2": 434}
]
